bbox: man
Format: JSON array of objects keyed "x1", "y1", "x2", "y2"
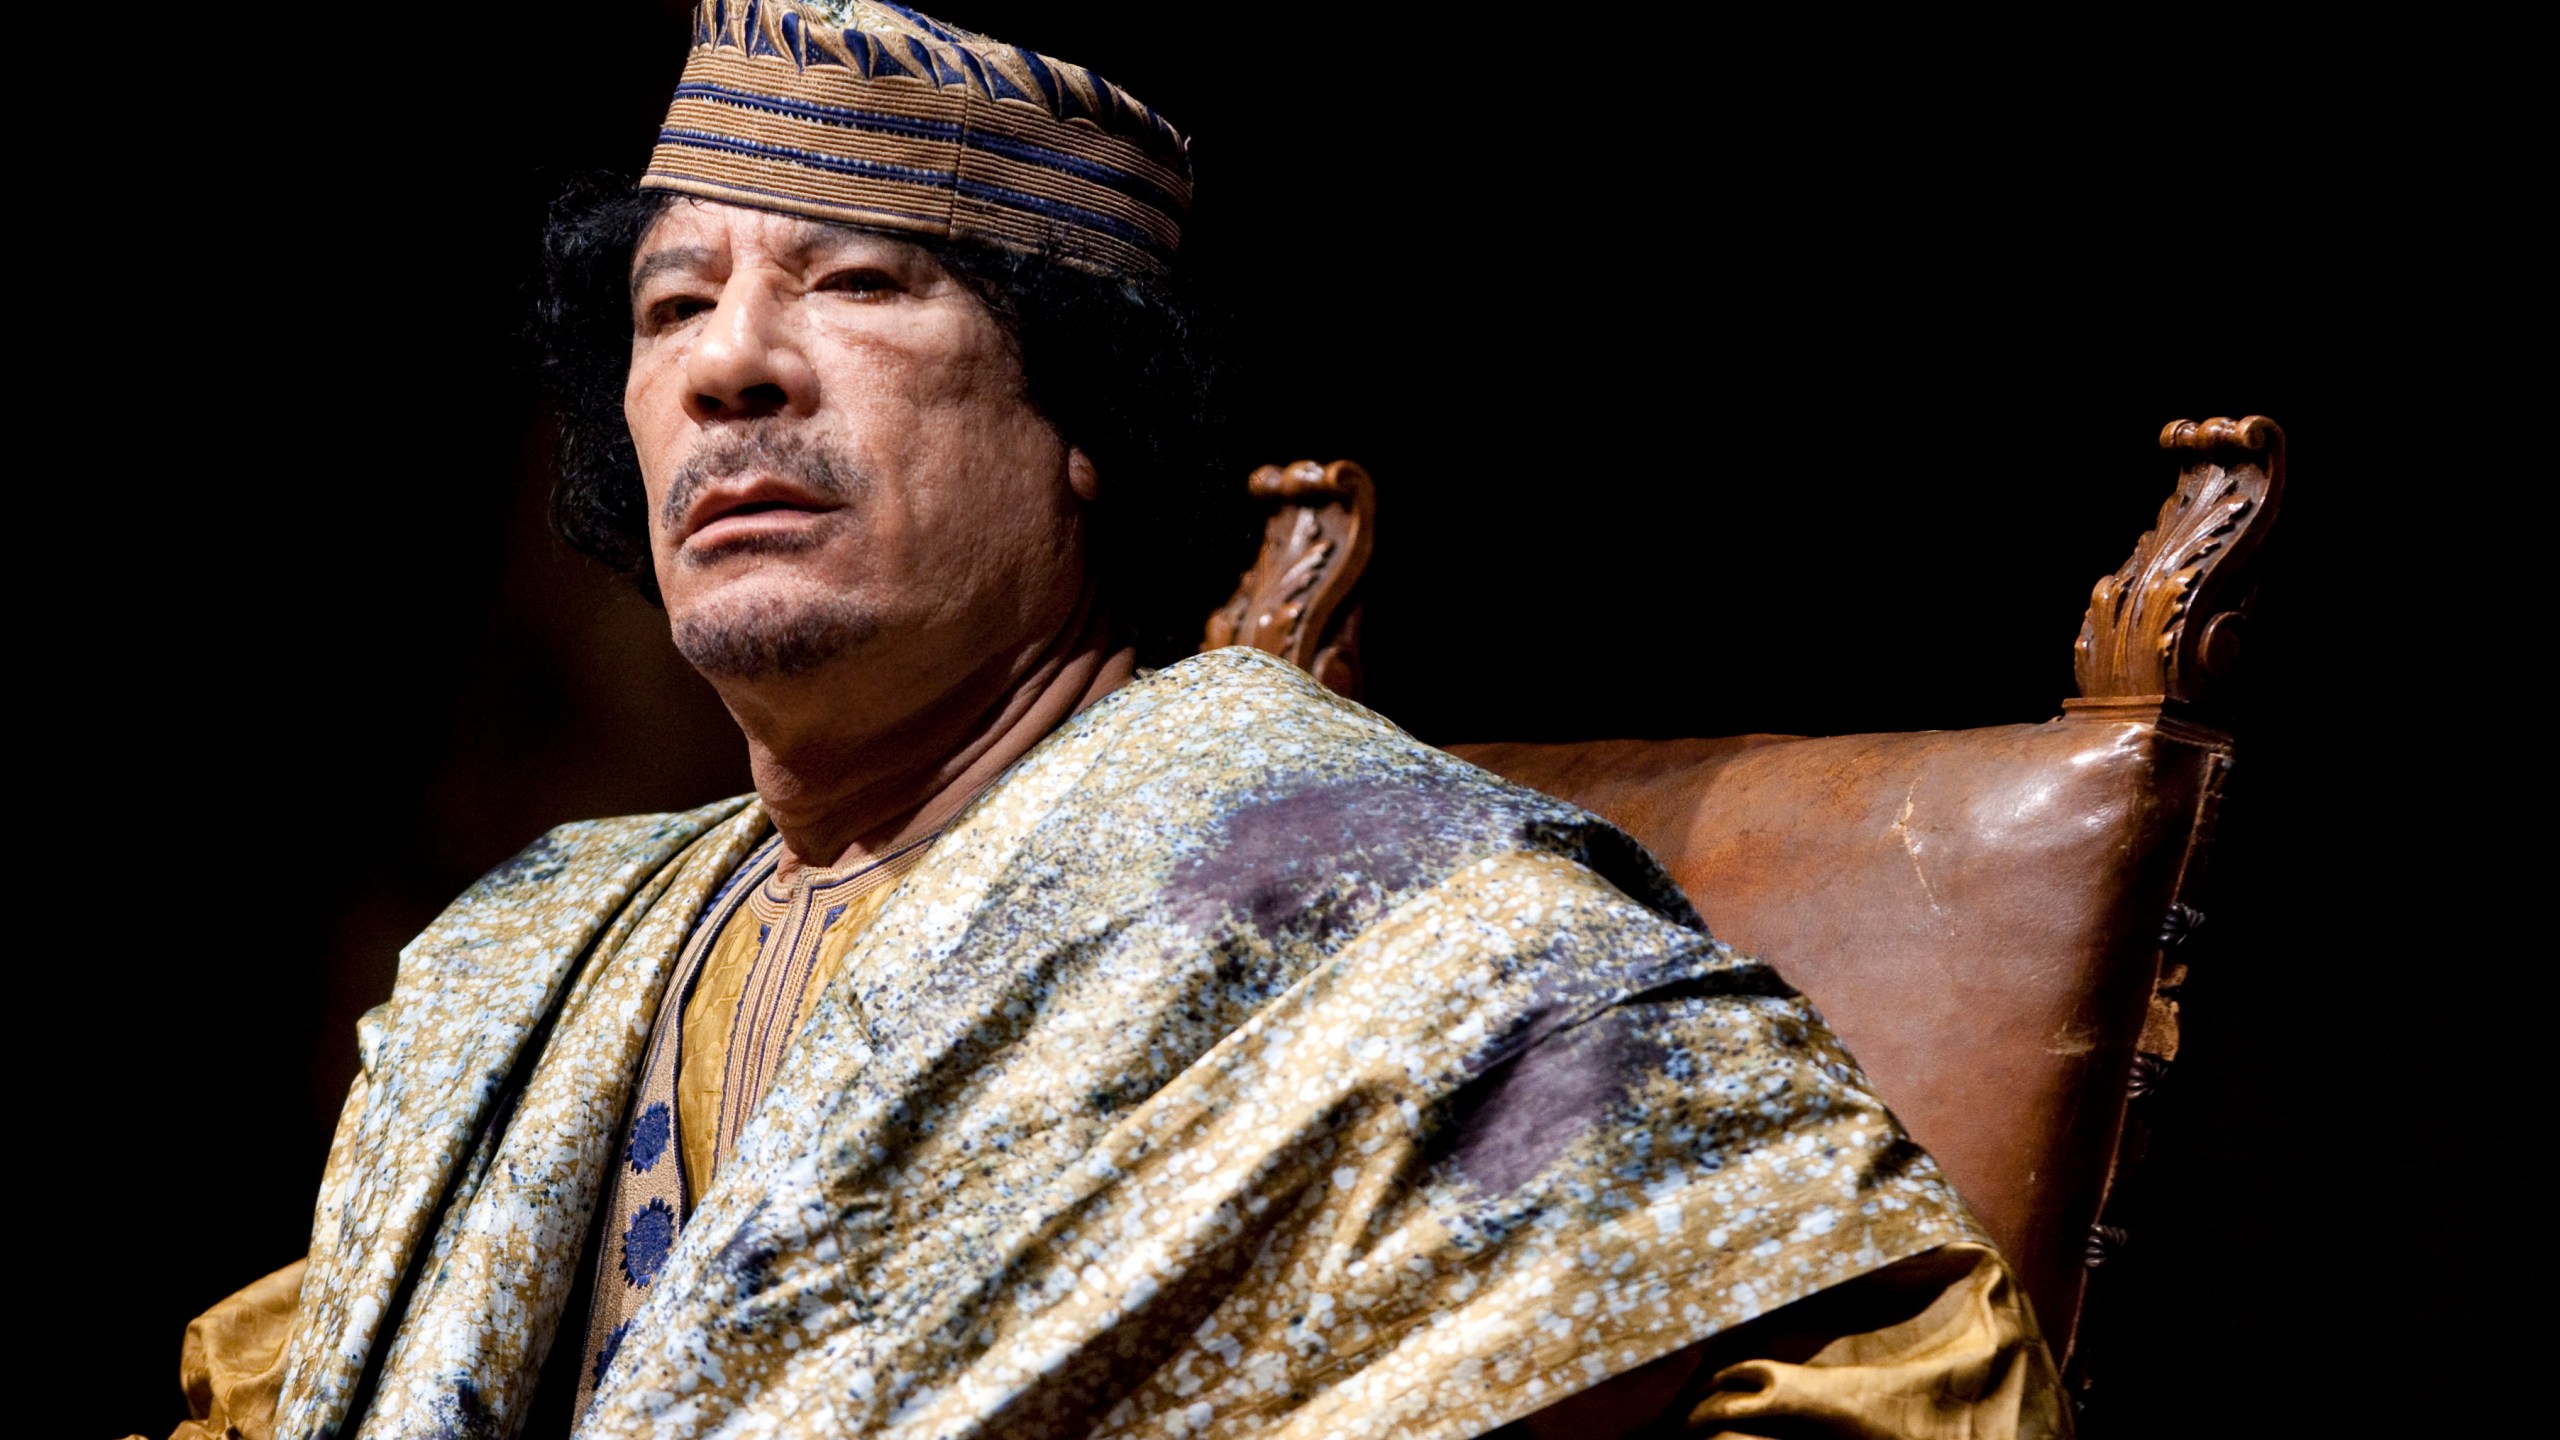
[{"x1": 166, "y1": 4, "x2": 2066, "y2": 1436}]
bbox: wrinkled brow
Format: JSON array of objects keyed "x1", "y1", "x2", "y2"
[
  {"x1": 629, "y1": 245, "x2": 716, "y2": 300},
  {"x1": 629, "y1": 221, "x2": 911, "y2": 300}
]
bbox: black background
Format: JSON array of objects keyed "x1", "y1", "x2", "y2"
[{"x1": 53, "y1": 5, "x2": 2505, "y2": 1435}]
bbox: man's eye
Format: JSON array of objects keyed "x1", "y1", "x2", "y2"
[
  {"x1": 641, "y1": 296, "x2": 713, "y2": 331},
  {"x1": 815, "y1": 267, "x2": 899, "y2": 297}
]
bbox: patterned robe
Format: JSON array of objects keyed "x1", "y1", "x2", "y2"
[{"x1": 272, "y1": 648, "x2": 1987, "y2": 1439}]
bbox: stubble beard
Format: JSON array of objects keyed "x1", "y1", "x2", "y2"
[
  {"x1": 665, "y1": 428, "x2": 882, "y2": 680},
  {"x1": 674, "y1": 583, "x2": 880, "y2": 680}
]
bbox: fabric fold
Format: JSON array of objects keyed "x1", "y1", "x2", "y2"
[{"x1": 273, "y1": 797, "x2": 765, "y2": 1439}]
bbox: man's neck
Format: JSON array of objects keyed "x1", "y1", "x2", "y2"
[{"x1": 738, "y1": 594, "x2": 1136, "y2": 883}]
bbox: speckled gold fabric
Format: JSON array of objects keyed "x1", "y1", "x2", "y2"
[
  {"x1": 273, "y1": 800, "x2": 772, "y2": 1438},
  {"x1": 274, "y1": 648, "x2": 1987, "y2": 1439}
]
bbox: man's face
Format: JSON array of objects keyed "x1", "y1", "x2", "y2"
[{"x1": 625, "y1": 200, "x2": 1093, "y2": 687}]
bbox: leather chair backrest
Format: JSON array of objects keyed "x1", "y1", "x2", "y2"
[
  {"x1": 1446, "y1": 721, "x2": 2224, "y2": 1344},
  {"x1": 1204, "y1": 422, "x2": 2282, "y2": 1364}
]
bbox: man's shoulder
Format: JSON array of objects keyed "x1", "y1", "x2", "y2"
[
  {"x1": 1071, "y1": 647, "x2": 1556, "y2": 816},
  {"x1": 460, "y1": 795, "x2": 762, "y2": 908},
  {"x1": 387, "y1": 797, "x2": 765, "y2": 991},
  {"x1": 365, "y1": 794, "x2": 764, "y2": 1037},
  {"x1": 1035, "y1": 647, "x2": 1700, "y2": 926}
]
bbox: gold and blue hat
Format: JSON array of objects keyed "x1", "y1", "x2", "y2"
[{"x1": 643, "y1": 1, "x2": 1191, "y2": 278}]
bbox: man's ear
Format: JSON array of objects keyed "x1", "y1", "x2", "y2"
[{"x1": 1066, "y1": 446, "x2": 1102, "y2": 503}]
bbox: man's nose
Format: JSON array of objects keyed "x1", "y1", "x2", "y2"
[{"x1": 683, "y1": 275, "x2": 817, "y2": 423}]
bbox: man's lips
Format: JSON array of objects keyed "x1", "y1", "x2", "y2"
[{"x1": 681, "y1": 477, "x2": 841, "y2": 547}]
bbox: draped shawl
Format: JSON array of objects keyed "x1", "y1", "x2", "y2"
[{"x1": 273, "y1": 648, "x2": 1982, "y2": 1439}]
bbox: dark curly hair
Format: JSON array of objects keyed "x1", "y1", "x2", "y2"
[{"x1": 531, "y1": 174, "x2": 1241, "y2": 665}]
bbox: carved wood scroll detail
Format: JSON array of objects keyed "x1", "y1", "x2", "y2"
[
  {"x1": 2068, "y1": 420, "x2": 2283, "y2": 1402},
  {"x1": 2073, "y1": 416, "x2": 2287, "y2": 715},
  {"x1": 1203, "y1": 459, "x2": 1376, "y2": 701}
]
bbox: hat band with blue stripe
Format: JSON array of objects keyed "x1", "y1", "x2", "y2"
[{"x1": 643, "y1": 1, "x2": 1192, "y2": 279}]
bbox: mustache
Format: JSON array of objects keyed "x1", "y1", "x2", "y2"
[{"x1": 661, "y1": 429, "x2": 869, "y2": 529}]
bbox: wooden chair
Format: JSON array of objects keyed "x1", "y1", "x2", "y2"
[{"x1": 1202, "y1": 416, "x2": 2286, "y2": 1384}]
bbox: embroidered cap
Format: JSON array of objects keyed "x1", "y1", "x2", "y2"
[{"x1": 642, "y1": 1, "x2": 1191, "y2": 278}]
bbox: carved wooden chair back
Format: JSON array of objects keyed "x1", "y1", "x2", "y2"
[{"x1": 1197, "y1": 421, "x2": 2286, "y2": 1384}]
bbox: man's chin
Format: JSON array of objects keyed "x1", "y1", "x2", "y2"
[{"x1": 670, "y1": 588, "x2": 879, "y2": 681}]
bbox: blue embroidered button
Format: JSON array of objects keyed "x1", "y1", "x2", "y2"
[
  {"x1": 627, "y1": 1101, "x2": 672, "y2": 1174},
  {"x1": 622, "y1": 1198, "x2": 677, "y2": 1288}
]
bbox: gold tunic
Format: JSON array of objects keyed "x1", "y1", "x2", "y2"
[{"x1": 677, "y1": 844, "x2": 925, "y2": 1211}]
